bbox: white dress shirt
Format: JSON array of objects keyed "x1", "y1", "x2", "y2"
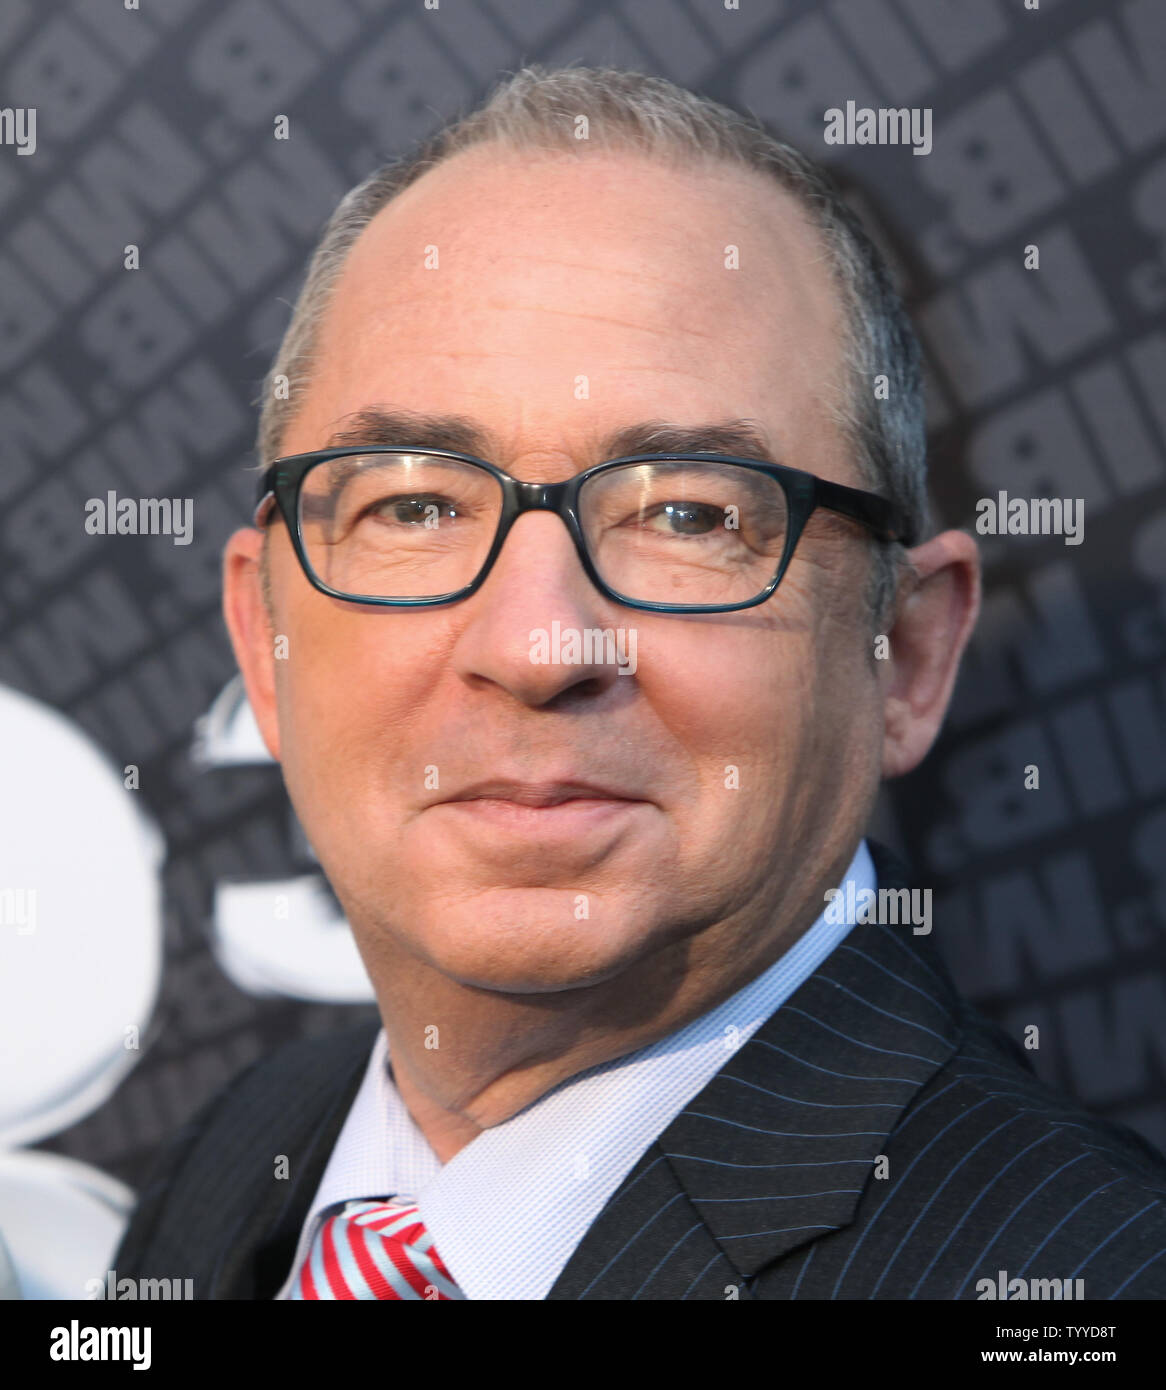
[{"x1": 276, "y1": 838, "x2": 876, "y2": 1300}]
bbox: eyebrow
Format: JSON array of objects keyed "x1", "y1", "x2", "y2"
[{"x1": 321, "y1": 406, "x2": 780, "y2": 466}]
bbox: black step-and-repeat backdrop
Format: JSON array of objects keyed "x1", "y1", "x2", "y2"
[{"x1": 1, "y1": 0, "x2": 1163, "y2": 1299}]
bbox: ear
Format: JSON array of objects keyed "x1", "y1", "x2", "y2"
[
  {"x1": 222, "y1": 526, "x2": 282, "y2": 762},
  {"x1": 881, "y1": 529, "x2": 981, "y2": 779}
]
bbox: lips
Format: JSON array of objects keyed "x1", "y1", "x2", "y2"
[
  {"x1": 441, "y1": 779, "x2": 643, "y2": 808},
  {"x1": 428, "y1": 778, "x2": 651, "y2": 853}
]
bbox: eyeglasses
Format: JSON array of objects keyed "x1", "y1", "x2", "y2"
[{"x1": 253, "y1": 447, "x2": 916, "y2": 614}]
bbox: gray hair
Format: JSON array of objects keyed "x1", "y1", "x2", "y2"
[{"x1": 256, "y1": 63, "x2": 929, "y2": 626}]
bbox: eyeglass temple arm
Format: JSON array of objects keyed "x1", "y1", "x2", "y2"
[
  {"x1": 254, "y1": 483, "x2": 348, "y2": 531},
  {"x1": 253, "y1": 484, "x2": 276, "y2": 528},
  {"x1": 814, "y1": 477, "x2": 916, "y2": 546}
]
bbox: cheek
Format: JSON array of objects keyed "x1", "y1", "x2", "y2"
[
  {"x1": 656, "y1": 589, "x2": 873, "y2": 806},
  {"x1": 274, "y1": 608, "x2": 435, "y2": 804},
  {"x1": 644, "y1": 620, "x2": 818, "y2": 798}
]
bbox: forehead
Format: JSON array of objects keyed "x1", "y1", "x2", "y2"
[{"x1": 287, "y1": 145, "x2": 849, "y2": 473}]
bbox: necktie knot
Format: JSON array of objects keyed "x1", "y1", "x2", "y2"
[{"x1": 294, "y1": 1197, "x2": 465, "y2": 1300}]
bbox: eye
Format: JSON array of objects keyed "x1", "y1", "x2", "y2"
[
  {"x1": 640, "y1": 501, "x2": 723, "y2": 535},
  {"x1": 368, "y1": 494, "x2": 460, "y2": 525}
]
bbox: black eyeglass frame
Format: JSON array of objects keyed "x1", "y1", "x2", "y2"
[{"x1": 253, "y1": 446, "x2": 917, "y2": 614}]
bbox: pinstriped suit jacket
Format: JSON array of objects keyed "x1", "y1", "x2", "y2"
[{"x1": 113, "y1": 841, "x2": 1166, "y2": 1299}]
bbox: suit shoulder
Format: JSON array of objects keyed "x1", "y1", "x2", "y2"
[
  {"x1": 214, "y1": 1019, "x2": 381, "y2": 1114},
  {"x1": 155, "y1": 1018, "x2": 380, "y2": 1148},
  {"x1": 937, "y1": 1001, "x2": 1166, "y2": 1184},
  {"x1": 877, "y1": 1002, "x2": 1166, "y2": 1297}
]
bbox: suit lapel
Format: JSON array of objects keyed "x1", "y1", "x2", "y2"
[{"x1": 549, "y1": 842, "x2": 964, "y2": 1298}]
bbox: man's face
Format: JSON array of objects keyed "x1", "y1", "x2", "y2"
[{"x1": 241, "y1": 147, "x2": 889, "y2": 993}]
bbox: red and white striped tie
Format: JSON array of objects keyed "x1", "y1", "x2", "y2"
[{"x1": 293, "y1": 1198, "x2": 465, "y2": 1300}]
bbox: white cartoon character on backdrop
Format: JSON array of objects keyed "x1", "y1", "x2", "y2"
[{"x1": 0, "y1": 678, "x2": 370, "y2": 1299}]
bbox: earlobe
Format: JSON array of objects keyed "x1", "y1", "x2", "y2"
[
  {"x1": 222, "y1": 527, "x2": 282, "y2": 762},
  {"x1": 880, "y1": 529, "x2": 981, "y2": 780}
]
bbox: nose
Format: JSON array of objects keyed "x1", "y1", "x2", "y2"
[{"x1": 448, "y1": 510, "x2": 633, "y2": 708}]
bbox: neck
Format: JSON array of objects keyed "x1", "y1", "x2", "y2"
[{"x1": 369, "y1": 852, "x2": 852, "y2": 1163}]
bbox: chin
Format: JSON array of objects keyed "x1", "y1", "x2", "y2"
[{"x1": 405, "y1": 894, "x2": 662, "y2": 994}]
